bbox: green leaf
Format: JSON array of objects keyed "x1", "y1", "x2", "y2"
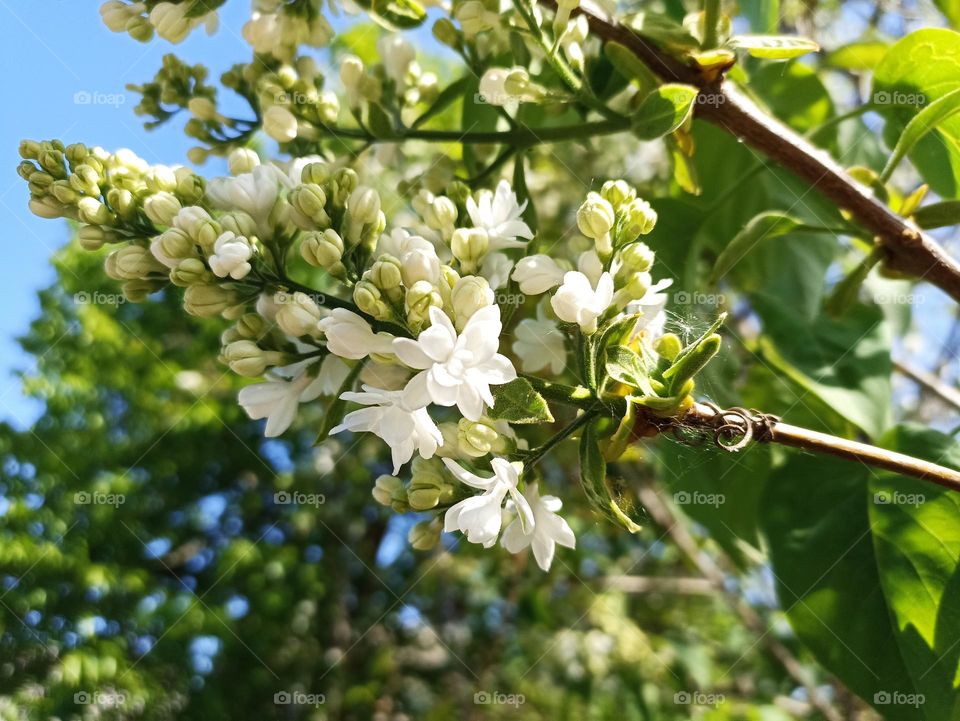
[
  {"x1": 604, "y1": 346, "x2": 652, "y2": 393},
  {"x1": 752, "y1": 61, "x2": 838, "y2": 142},
  {"x1": 934, "y1": 0, "x2": 960, "y2": 27},
  {"x1": 761, "y1": 452, "x2": 918, "y2": 718},
  {"x1": 827, "y1": 40, "x2": 890, "y2": 71},
  {"x1": 739, "y1": 0, "x2": 779, "y2": 33},
  {"x1": 315, "y1": 360, "x2": 365, "y2": 444},
  {"x1": 632, "y1": 84, "x2": 698, "y2": 140},
  {"x1": 752, "y1": 294, "x2": 892, "y2": 439},
  {"x1": 461, "y1": 78, "x2": 500, "y2": 176},
  {"x1": 579, "y1": 418, "x2": 643, "y2": 533},
  {"x1": 660, "y1": 443, "x2": 770, "y2": 566},
  {"x1": 873, "y1": 29, "x2": 960, "y2": 198},
  {"x1": 880, "y1": 87, "x2": 960, "y2": 183},
  {"x1": 355, "y1": 0, "x2": 427, "y2": 30},
  {"x1": 604, "y1": 42, "x2": 659, "y2": 95},
  {"x1": 512, "y1": 151, "x2": 538, "y2": 232},
  {"x1": 411, "y1": 76, "x2": 471, "y2": 129},
  {"x1": 488, "y1": 378, "x2": 553, "y2": 424},
  {"x1": 710, "y1": 212, "x2": 801, "y2": 284},
  {"x1": 913, "y1": 200, "x2": 960, "y2": 229},
  {"x1": 727, "y1": 34, "x2": 819, "y2": 59},
  {"x1": 366, "y1": 104, "x2": 398, "y2": 140},
  {"x1": 870, "y1": 426, "x2": 960, "y2": 721}
]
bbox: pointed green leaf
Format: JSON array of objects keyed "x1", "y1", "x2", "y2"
[
  {"x1": 880, "y1": 87, "x2": 960, "y2": 183},
  {"x1": 579, "y1": 418, "x2": 643, "y2": 533},
  {"x1": 913, "y1": 200, "x2": 960, "y2": 229},
  {"x1": 632, "y1": 84, "x2": 699, "y2": 140},
  {"x1": 488, "y1": 378, "x2": 553, "y2": 424},
  {"x1": 411, "y1": 76, "x2": 471, "y2": 129},
  {"x1": 728, "y1": 34, "x2": 819, "y2": 59},
  {"x1": 710, "y1": 212, "x2": 801, "y2": 283}
]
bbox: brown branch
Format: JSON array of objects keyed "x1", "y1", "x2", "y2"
[
  {"x1": 681, "y1": 402, "x2": 960, "y2": 491},
  {"x1": 894, "y1": 359, "x2": 960, "y2": 411},
  {"x1": 537, "y1": 0, "x2": 960, "y2": 303}
]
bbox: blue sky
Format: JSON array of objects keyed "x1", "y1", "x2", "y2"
[{"x1": 0, "y1": 2, "x2": 257, "y2": 428}]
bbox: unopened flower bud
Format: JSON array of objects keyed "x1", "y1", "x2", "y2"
[
  {"x1": 300, "y1": 228, "x2": 344, "y2": 272},
  {"x1": 188, "y1": 96, "x2": 219, "y2": 122},
  {"x1": 288, "y1": 183, "x2": 330, "y2": 229},
  {"x1": 183, "y1": 284, "x2": 236, "y2": 317},
  {"x1": 263, "y1": 105, "x2": 298, "y2": 143},
  {"x1": 275, "y1": 291, "x2": 322, "y2": 337},
  {"x1": 450, "y1": 275, "x2": 493, "y2": 330},
  {"x1": 348, "y1": 186, "x2": 381, "y2": 225},
  {"x1": 432, "y1": 17, "x2": 461, "y2": 48},
  {"x1": 106, "y1": 187, "x2": 136, "y2": 219},
  {"x1": 235, "y1": 313, "x2": 270, "y2": 340},
  {"x1": 218, "y1": 211, "x2": 258, "y2": 238},
  {"x1": 77, "y1": 197, "x2": 115, "y2": 225},
  {"x1": 619, "y1": 241, "x2": 655, "y2": 272},
  {"x1": 652, "y1": 333, "x2": 683, "y2": 361},
  {"x1": 408, "y1": 520, "x2": 441, "y2": 550},
  {"x1": 372, "y1": 474, "x2": 408, "y2": 512},
  {"x1": 367, "y1": 255, "x2": 404, "y2": 301},
  {"x1": 122, "y1": 278, "x2": 163, "y2": 303},
  {"x1": 51, "y1": 180, "x2": 80, "y2": 205},
  {"x1": 600, "y1": 179, "x2": 635, "y2": 209},
  {"x1": 457, "y1": 417, "x2": 500, "y2": 457},
  {"x1": 577, "y1": 192, "x2": 615, "y2": 246},
  {"x1": 622, "y1": 198, "x2": 657, "y2": 238},
  {"x1": 300, "y1": 161, "x2": 330, "y2": 186},
  {"x1": 451, "y1": 227, "x2": 489, "y2": 273},
  {"x1": 145, "y1": 165, "x2": 178, "y2": 193},
  {"x1": 223, "y1": 340, "x2": 276, "y2": 377},
  {"x1": 113, "y1": 244, "x2": 165, "y2": 279},
  {"x1": 228, "y1": 148, "x2": 260, "y2": 175},
  {"x1": 174, "y1": 168, "x2": 205, "y2": 204},
  {"x1": 170, "y1": 257, "x2": 212, "y2": 287},
  {"x1": 70, "y1": 165, "x2": 101, "y2": 196},
  {"x1": 353, "y1": 280, "x2": 390, "y2": 320},
  {"x1": 331, "y1": 168, "x2": 358, "y2": 206},
  {"x1": 77, "y1": 224, "x2": 119, "y2": 251},
  {"x1": 405, "y1": 280, "x2": 443, "y2": 331},
  {"x1": 144, "y1": 191, "x2": 182, "y2": 227}
]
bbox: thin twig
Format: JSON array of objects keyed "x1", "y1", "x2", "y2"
[
  {"x1": 894, "y1": 359, "x2": 960, "y2": 411},
  {"x1": 535, "y1": 0, "x2": 960, "y2": 303}
]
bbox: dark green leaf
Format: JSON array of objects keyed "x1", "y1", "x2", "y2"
[
  {"x1": 710, "y1": 213, "x2": 801, "y2": 284},
  {"x1": 488, "y1": 378, "x2": 554, "y2": 424},
  {"x1": 411, "y1": 76, "x2": 471, "y2": 129},
  {"x1": 913, "y1": 200, "x2": 960, "y2": 229},
  {"x1": 579, "y1": 418, "x2": 643, "y2": 533},
  {"x1": 880, "y1": 87, "x2": 960, "y2": 183}
]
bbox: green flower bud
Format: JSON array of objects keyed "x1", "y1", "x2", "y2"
[
  {"x1": 27, "y1": 172, "x2": 54, "y2": 195},
  {"x1": 69, "y1": 165, "x2": 101, "y2": 196},
  {"x1": 235, "y1": 313, "x2": 271, "y2": 341},
  {"x1": 223, "y1": 340, "x2": 280, "y2": 377},
  {"x1": 143, "y1": 191, "x2": 182, "y2": 227},
  {"x1": 408, "y1": 520, "x2": 441, "y2": 550},
  {"x1": 300, "y1": 161, "x2": 330, "y2": 186},
  {"x1": 652, "y1": 333, "x2": 683, "y2": 362},
  {"x1": 619, "y1": 242, "x2": 655, "y2": 272},
  {"x1": 174, "y1": 168, "x2": 205, "y2": 204},
  {"x1": 122, "y1": 278, "x2": 164, "y2": 303},
  {"x1": 218, "y1": 211, "x2": 258, "y2": 239},
  {"x1": 106, "y1": 187, "x2": 136, "y2": 219},
  {"x1": 622, "y1": 198, "x2": 657, "y2": 239},
  {"x1": 126, "y1": 15, "x2": 154, "y2": 42},
  {"x1": 17, "y1": 160, "x2": 39, "y2": 181},
  {"x1": 600, "y1": 179, "x2": 636, "y2": 209},
  {"x1": 577, "y1": 192, "x2": 615, "y2": 253},
  {"x1": 51, "y1": 180, "x2": 80, "y2": 205},
  {"x1": 353, "y1": 280, "x2": 390, "y2": 320},
  {"x1": 413, "y1": 190, "x2": 457, "y2": 234},
  {"x1": 432, "y1": 17, "x2": 461, "y2": 48},
  {"x1": 405, "y1": 280, "x2": 443, "y2": 332},
  {"x1": 28, "y1": 196, "x2": 66, "y2": 219},
  {"x1": 457, "y1": 417, "x2": 500, "y2": 458},
  {"x1": 348, "y1": 186, "x2": 381, "y2": 225},
  {"x1": 228, "y1": 148, "x2": 260, "y2": 175},
  {"x1": 331, "y1": 168, "x2": 359, "y2": 206},
  {"x1": 372, "y1": 474, "x2": 408, "y2": 512},
  {"x1": 113, "y1": 245, "x2": 165, "y2": 280},
  {"x1": 300, "y1": 229, "x2": 344, "y2": 273},
  {"x1": 19, "y1": 140, "x2": 42, "y2": 160},
  {"x1": 39, "y1": 150, "x2": 66, "y2": 177},
  {"x1": 615, "y1": 271, "x2": 652, "y2": 309},
  {"x1": 184, "y1": 284, "x2": 236, "y2": 317},
  {"x1": 288, "y1": 183, "x2": 330, "y2": 230},
  {"x1": 78, "y1": 224, "x2": 119, "y2": 251},
  {"x1": 170, "y1": 257, "x2": 212, "y2": 287},
  {"x1": 451, "y1": 227, "x2": 489, "y2": 273},
  {"x1": 145, "y1": 165, "x2": 178, "y2": 193},
  {"x1": 450, "y1": 275, "x2": 493, "y2": 330},
  {"x1": 367, "y1": 255, "x2": 404, "y2": 301},
  {"x1": 156, "y1": 228, "x2": 196, "y2": 261},
  {"x1": 408, "y1": 457, "x2": 455, "y2": 509}
]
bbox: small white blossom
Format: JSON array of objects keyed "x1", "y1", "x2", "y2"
[
  {"x1": 502, "y1": 483, "x2": 575, "y2": 571},
  {"x1": 394, "y1": 306, "x2": 516, "y2": 421},
  {"x1": 513, "y1": 314, "x2": 567, "y2": 375},
  {"x1": 443, "y1": 457, "x2": 534, "y2": 547},
  {"x1": 627, "y1": 278, "x2": 673, "y2": 340},
  {"x1": 208, "y1": 231, "x2": 253, "y2": 280},
  {"x1": 551, "y1": 270, "x2": 614, "y2": 334},
  {"x1": 263, "y1": 105, "x2": 299, "y2": 143},
  {"x1": 331, "y1": 385, "x2": 443, "y2": 474},
  {"x1": 378, "y1": 35, "x2": 415, "y2": 84},
  {"x1": 206, "y1": 165, "x2": 288, "y2": 237},
  {"x1": 100, "y1": 1, "x2": 144, "y2": 32},
  {"x1": 511, "y1": 254, "x2": 565, "y2": 294},
  {"x1": 238, "y1": 370, "x2": 325, "y2": 437},
  {"x1": 466, "y1": 180, "x2": 534, "y2": 252},
  {"x1": 319, "y1": 308, "x2": 395, "y2": 360}
]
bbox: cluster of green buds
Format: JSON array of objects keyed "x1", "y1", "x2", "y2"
[
  {"x1": 577, "y1": 179, "x2": 658, "y2": 260},
  {"x1": 256, "y1": 58, "x2": 340, "y2": 145},
  {"x1": 17, "y1": 139, "x2": 206, "y2": 301},
  {"x1": 219, "y1": 312, "x2": 298, "y2": 377}
]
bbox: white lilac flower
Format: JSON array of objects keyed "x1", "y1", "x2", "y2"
[
  {"x1": 513, "y1": 314, "x2": 567, "y2": 375},
  {"x1": 480, "y1": 251, "x2": 514, "y2": 290},
  {"x1": 208, "y1": 231, "x2": 253, "y2": 280},
  {"x1": 394, "y1": 306, "x2": 516, "y2": 421},
  {"x1": 400, "y1": 246, "x2": 441, "y2": 286},
  {"x1": 627, "y1": 278, "x2": 673, "y2": 340},
  {"x1": 551, "y1": 271, "x2": 614, "y2": 334},
  {"x1": 501, "y1": 483, "x2": 575, "y2": 571},
  {"x1": 262, "y1": 105, "x2": 299, "y2": 144},
  {"x1": 331, "y1": 385, "x2": 443, "y2": 474},
  {"x1": 238, "y1": 370, "x2": 325, "y2": 437},
  {"x1": 442, "y1": 457, "x2": 534, "y2": 547},
  {"x1": 319, "y1": 308, "x2": 395, "y2": 360},
  {"x1": 466, "y1": 180, "x2": 534, "y2": 252},
  {"x1": 376, "y1": 227, "x2": 437, "y2": 259},
  {"x1": 206, "y1": 165, "x2": 288, "y2": 237},
  {"x1": 100, "y1": 1, "x2": 144, "y2": 33},
  {"x1": 359, "y1": 361, "x2": 411, "y2": 391},
  {"x1": 511, "y1": 254, "x2": 565, "y2": 294},
  {"x1": 317, "y1": 355, "x2": 352, "y2": 395}
]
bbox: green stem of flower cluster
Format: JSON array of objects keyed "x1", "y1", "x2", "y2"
[{"x1": 702, "y1": 0, "x2": 722, "y2": 48}]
